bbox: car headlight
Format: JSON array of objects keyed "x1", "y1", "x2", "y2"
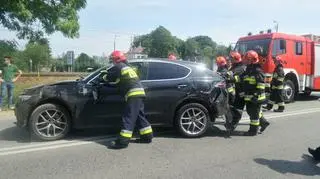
[{"x1": 18, "y1": 95, "x2": 32, "y2": 102}]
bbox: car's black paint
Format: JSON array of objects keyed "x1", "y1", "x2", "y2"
[{"x1": 15, "y1": 59, "x2": 228, "y2": 131}]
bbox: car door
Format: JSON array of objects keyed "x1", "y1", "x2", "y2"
[
  {"x1": 79, "y1": 68, "x2": 124, "y2": 128},
  {"x1": 142, "y1": 61, "x2": 192, "y2": 124}
]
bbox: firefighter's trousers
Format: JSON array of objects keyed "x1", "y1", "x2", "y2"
[
  {"x1": 267, "y1": 89, "x2": 285, "y2": 110},
  {"x1": 119, "y1": 97, "x2": 153, "y2": 145},
  {"x1": 230, "y1": 95, "x2": 246, "y2": 128},
  {"x1": 246, "y1": 102, "x2": 261, "y2": 132}
]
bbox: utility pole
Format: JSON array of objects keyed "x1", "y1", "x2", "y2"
[
  {"x1": 273, "y1": 20, "x2": 279, "y2": 32},
  {"x1": 113, "y1": 34, "x2": 119, "y2": 51}
]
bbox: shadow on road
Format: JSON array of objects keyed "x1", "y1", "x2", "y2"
[
  {"x1": 0, "y1": 126, "x2": 31, "y2": 143},
  {"x1": 296, "y1": 94, "x2": 320, "y2": 102},
  {"x1": 254, "y1": 154, "x2": 320, "y2": 176}
]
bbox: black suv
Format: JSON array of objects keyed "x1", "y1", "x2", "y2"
[{"x1": 15, "y1": 59, "x2": 228, "y2": 141}]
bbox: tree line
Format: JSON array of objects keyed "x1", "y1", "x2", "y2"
[
  {"x1": 0, "y1": 39, "x2": 103, "y2": 73},
  {"x1": 132, "y1": 26, "x2": 232, "y2": 67}
]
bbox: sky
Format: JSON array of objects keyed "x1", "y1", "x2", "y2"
[{"x1": 1, "y1": 0, "x2": 320, "y2": 57}]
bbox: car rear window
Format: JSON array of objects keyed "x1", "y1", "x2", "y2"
[{"x1": 147, "y1": 62, "x2": 190, "y2": 80}]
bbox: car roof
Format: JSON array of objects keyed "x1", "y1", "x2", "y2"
[{"x1": 128, "y1": 58, "x2": 206, "y2": 69}]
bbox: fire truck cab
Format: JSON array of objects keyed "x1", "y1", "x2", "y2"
[{"x1": 234, "y1": 32, "x2": 320, "y2": 103}]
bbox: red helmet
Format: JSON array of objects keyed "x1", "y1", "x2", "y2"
[
  {"x1": 216, "y1": 56, "x2": 227, "y2": 66},
  {"x1": 230, "y1": 51, "x2": 242, "y2": 63},
  {"x1": 274, "y1": 56, "x2": 284, "y2": 64},
  {"x1": 110, "y1": 50, "x2": 126, "y2": 63},
  {"x1": 245, "y1": 50, "x2": 259, "y2": 64},
  {"x1": 168, "y1": 54, "x2": 177, "y2": 60}
]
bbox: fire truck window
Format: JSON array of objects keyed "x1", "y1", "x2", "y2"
[
  {"x1": 272, "y1": 39, "x2": 286, "y2": 56},
  {"x1": 295, "y1": 42, "x2": 303, "y2": 55}
]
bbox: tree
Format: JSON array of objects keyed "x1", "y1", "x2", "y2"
[
  {"x1": 173, "y1": 37, "x2": 185, "y2": 58},
  {"x1": 74, "y1": 53, "x2": 99, "y2": 72},
  {"x1": 149, "y1": 26, "x2": 176, "y2": 58},
  {"x1": 0, "y1": 40, "x2": 18, "y2": 69},
  {"x1": 191, "y1": 36, "x2": 217, "y2": 50},
  {"x1": 0, "y1": 0, "x2": 87, "y2": 40},
  {"x1": 184, "y1": 38, "x2": 200, "y2": 60},
  {"x1": 22, "y1": 42, "x2": 51, "y2": 71}
]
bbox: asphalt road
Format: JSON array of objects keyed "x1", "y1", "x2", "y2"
[{"x1": 0, "y1": 94, "x2": 320, "y2": 179}]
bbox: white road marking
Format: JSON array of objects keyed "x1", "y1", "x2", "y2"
[
  {"x1": 238, "y1": 108, "x2": 320, "y2": 124},
  {"x1": 0, "y1": 135, "x2": 115, "y2": 152},
  {"x1": 0, "y1": 137, "x2": 116, "y2": 156},
  {"x1": 0, "y1": 108, "x2": 319, "y2": 157}
]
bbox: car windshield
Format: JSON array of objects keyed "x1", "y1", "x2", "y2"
[
  {"x1": 82, "y1": 63, "x2": 112, "y2": 82},
  {"x1": 234, "y1": 39, "x2": 271, "y2": 57}
]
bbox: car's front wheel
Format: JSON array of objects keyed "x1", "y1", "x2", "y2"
[
  {"x1": 175, "y1": 103, "x2": 210, "y2": 138},
  {"x1": 29, "y1": 103, "x2": 71, "y2": 141}
]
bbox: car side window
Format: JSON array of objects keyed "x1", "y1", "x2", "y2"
[
  {"x1": 147, "y1": 62, "x2": 190, "y2": 80},
  {"x1": 129, "y1": 62, "x2": 148, "y2": 80}
]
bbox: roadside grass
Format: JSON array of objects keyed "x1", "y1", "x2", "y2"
[{"x1": 1, "y1": 76, "x2": 78, "y2": 110}]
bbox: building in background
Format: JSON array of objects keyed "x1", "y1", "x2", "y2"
[{"x1": 126, "y1": 45, "x2": 148, "y2": 60}]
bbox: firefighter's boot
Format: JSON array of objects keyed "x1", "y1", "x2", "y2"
[
  {"x1": 274, "y1": 106, "x2": 285, "y2": 112},
  {"x1": 259, "y1": 117, "x2": 270, "y2": 133},
  {"x1": 263, "y1": 104, "x2": 273, "y2": 111},
  {"x1": 108, "y1": 138, "x2": 129, "y2": 149},
  {"x1": 134, "y1": 133, "x2": 153, "y2": 144},
  {"x1": 245, "y1": 125, "x2": 259, "y2": 136}
]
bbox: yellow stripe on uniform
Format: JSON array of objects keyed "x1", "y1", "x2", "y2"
[
  {"x1": 121, "y1": 67, "x2": 138, "y2": 78},
  {"x1": 228, "y1": 87, "x2": 235, "y2": 92},
  {"x1": 139, "y1": 126, "x2": 153, "y2": 135},
  {"x1": 256, "y1": 83, "x2": 265, "y2": 89},
  {"x1": 125, "y1": 88, "x2": 146, "y2": 101},
  {"x1": 120, "y1": 130, "x2": 133, "y2": 138},
  {"x1": 277, "y1": 77, "x2": 284, "y2": 82},
  {"x1": 258, "y1": 93, "x2": 266, "y2": 101},
  {"x1": 234, "y1": 75, "x2": 240, "y2": 83},
  {"x1": 250, "y1": 120, "x2": 260, "y2": 126},
  {"x1": 244, "y1": 76, "x2": 256, "y2": 85},
  {"x1": 272, "y1": 85, "x2": 284, "y2": 90}
]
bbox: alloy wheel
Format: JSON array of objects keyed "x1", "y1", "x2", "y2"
[
  {"x1": 180, "y1": 107, "x2": 207, "y2": 135},
  {"x1": 35, "y1": 109, "x2": 68, "y2": 138}
]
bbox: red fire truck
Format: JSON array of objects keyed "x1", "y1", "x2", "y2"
[{"x1": 234, "y1": 31, "x2": 320, "y2": 103}]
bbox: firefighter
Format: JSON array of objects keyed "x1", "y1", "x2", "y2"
[
  {"x1": 243, "y1": 50, "x2": 269, "y2": 136},
  {"x1": 168, "y1": 53, "x2": 177, "y2": 60},
  {"x1": 102, "y1": 50, "x2": 153, "y2": 149},
  {"x1": 216, "y1": 56, "x2": 235, "y2": 134},
  {"x1": 228, "y1": 52, "x2": 246, "y2": 131},
  {"x1": 263, "y1": 56, "x2": 285, "y2": 112}
]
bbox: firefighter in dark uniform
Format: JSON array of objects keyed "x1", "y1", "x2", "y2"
[
  {"x1": 228, "y1": 52, "x2": 246, "y2": 131},
  {"x1": 216, "y1": 56, "x2": 235, "y2": 134},
  {"x1": 243, "y1": 50, "x2": 269, "y2": 136},
  {"x1": 263, "y1": 56, "x2": 285, "y2": 112},
  {"x1": 102, "y1": 50, "x2": 153, "y2": 149}
]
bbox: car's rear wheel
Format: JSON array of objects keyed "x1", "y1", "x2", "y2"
[
  {"x1": 175, "y1": 103, "x2": 209, "y2": 138},
  {"x1": 29, "y1": 103, "x2": 71, "y2": 141}
]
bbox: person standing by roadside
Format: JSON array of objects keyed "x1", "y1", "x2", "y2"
[{"x1": 0, "y1": 56, "x2": 22, "y2": 111}]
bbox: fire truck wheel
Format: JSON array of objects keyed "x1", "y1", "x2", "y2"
[{"x1": 283, "y1": 80, "x2": 295, "y2": 103}]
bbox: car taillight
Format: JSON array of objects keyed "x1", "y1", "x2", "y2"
[{"x1": 214, "y1": 81, "x2": 226, "y2": 88}]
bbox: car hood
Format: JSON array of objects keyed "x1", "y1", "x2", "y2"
[{"x1": 23, "y1": 80, "x2": 78, "y2": 94}]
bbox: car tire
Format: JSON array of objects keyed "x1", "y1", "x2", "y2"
[
  {"x1": 175, "y1": 103, "x2": 210, "y2": 138},
  {"x1": 29, "y1": 103, "x2": 71, "y2": 141},
  {"x1": 283, "y1": 79, "x2": 295, "y2": 103}
]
